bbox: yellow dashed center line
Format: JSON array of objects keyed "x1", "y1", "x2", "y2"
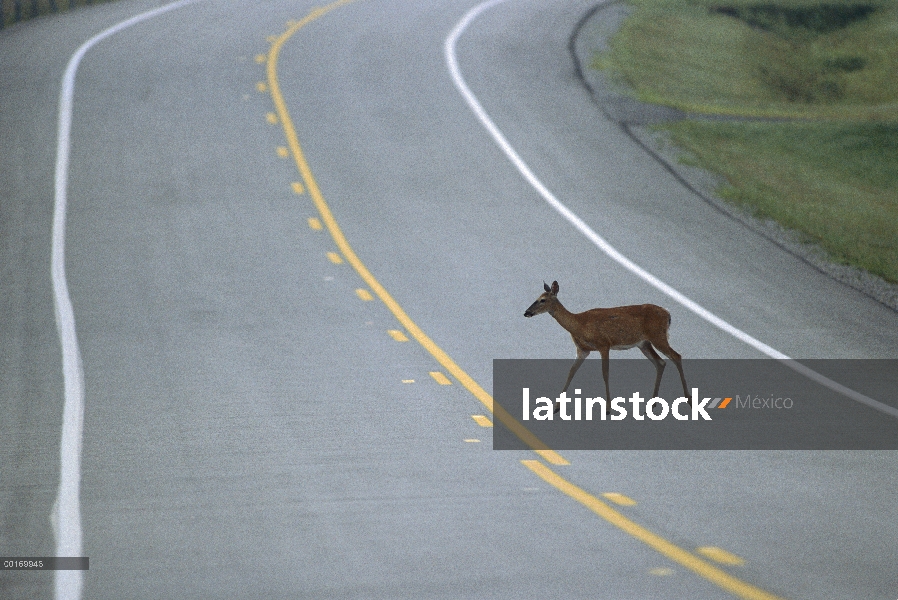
[
  {"x1": 521, "y1": 460, "x2": 784, "y2": 600},
  {"x1": 292, "y1": 181, "x2": 305, "y2": 194},
  {"x1": 429, "y1": 371, "x2": 451, "y2": 385},
  {"x1": 355, "y1": 288, "x2": 373, "y2": 301},
  {"x1": 307, "y1": 217, "x2": 322, "y2": 230},
  {"x1": 326, "y1": 251, "x2": 343, "y2": 264},
  {"x1": 472, "y1": 415, "x2": 493, "y2": 427},
  {"x1": 276, "y1": 146, "x2": 289, "y2": 157},
  {"x1": 388, "y1": 329, "x2": 409, "y2": 342},
  {"x1": 262, "y1": 4, "x2": 567, "y2": 467},
  {"x1": 602, "y1": 492, "x2": 637, "y2": 506},
  {"x1": 263, "y1": 8, "x2": 782, "y2": 600},
  {"x1": 697, "y1": 546, "x2": 746, "y2": 566}
]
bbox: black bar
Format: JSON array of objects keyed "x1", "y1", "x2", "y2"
[
  {"x1": 494, "y1": 359, "x2": 898, "y2": 450},
  {"x1": 1, "y1": 557, "x2": 89, "y2": 570}
]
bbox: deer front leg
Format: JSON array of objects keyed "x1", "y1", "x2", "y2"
[
  {"x1": 563, "y1": 347, "x2": 590, "y2": 392},
  {"x1": 556, "y1": 348, "x2": 589, "y2": 413}
]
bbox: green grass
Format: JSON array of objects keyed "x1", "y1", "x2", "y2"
[
  {"x1": 594, "y1": 0, "x2": 898, "y2": 119},
  {"x1": 664, "y1": 121, "x2": 898, "y2": 282},
  {"x1": 591, "y1": 0, "x2": 898, "y2": 283},
  {"x1": 1, "y1": 0, "x2": 115, "y2": 29}
]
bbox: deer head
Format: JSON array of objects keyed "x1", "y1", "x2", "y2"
[{"x1": 524, "y1": 281, "x2": 559, "y2": 317}]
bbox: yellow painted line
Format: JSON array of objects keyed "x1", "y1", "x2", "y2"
[
  {"x1": 292, "y1": 181, "x2": 305, "y2": 194},
  {"x1": 472, "y1": 414, "x2": 493, "y2": 427},
  {"x1": 355, "y1": 288, "x2": 373, "y2": 301},
  {"x1": 388, "y1": 329, "x2": 409, "y2": 342},
  {"x1": 327, "y1": 251, "x2": 343, "y2": 264},
  {"x1": 307, "y1": 217, "x2": 323, "y2": 230},
  {"x1": 429, "y1": 371, "x2": 451, "y2": 385},
  {"x1": 267, "y1": 8, "x2": 783, "y2": 599},
  {"x1": 697, "y1": 546, "x2": 746, "y2": 566},
  {"x1": 520, "y1": 460, "x2": 785, "y2": 600},
  {"x1": 533, "y1": 449, "x2": 565, "y2": 463},
  {"x1": 266, "y1": 112, "x2": 278, "y2": 124},
  {"x1": 256, "y1": 82, "x2": 267, "y2": 93},
  {"x1": 649, "y1": 567, "x2": 675, "y2": 576},
  {"x1": 255, "y1": 54, "x2": 266, "y2": 64},
  {"x1": 277, "y1": 146, "x2": 289, "y2": 157},
  {"x1": 266, "y1": 0, "x2": 567, "y2": 468},
  {"x1": 602, "y1": 492, "x2": 637, "y2": 506},
  {"x1": 267, "y1": 35, "x2": 277, "y2": 43},
  {"x1": 464, "y1": 438, "x2": 481, "y2": 443}
]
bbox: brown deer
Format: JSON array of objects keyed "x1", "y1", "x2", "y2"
[{"x1": 524, "y1": 281, "x2": 688, "y2": 405}]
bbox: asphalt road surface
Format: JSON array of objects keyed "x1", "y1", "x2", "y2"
[{"x1": 1, "y1": 0, "x2": 896, "y2": 599}]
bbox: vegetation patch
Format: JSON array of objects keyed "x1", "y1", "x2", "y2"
[
  {"x1": 664, "y1": 121, "x2": 898, "y2": 283},
  {"x1": 1, "y1": 0, "x2": 116, "y2": 29},
  {"x1": 592, "y1": 0, "x2": 898, "y2": 118},
  {"x1": 590, "y1": 0, "x2": 898, "y2": 284},
  {"x1": 710, "y1": 3, "x2": 876, "y2": 35}
]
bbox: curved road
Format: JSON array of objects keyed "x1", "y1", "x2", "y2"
[{"x1": 1, "y1": 0, "x2": 896, "y2": 598}]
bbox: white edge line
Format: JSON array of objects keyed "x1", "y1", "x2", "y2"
[
  {"x1": 51, "y1": 2, "x2": 199, "y2": 599},
  {"x1": 443, "y1": 0, "x2": 898, "y2": 420}
]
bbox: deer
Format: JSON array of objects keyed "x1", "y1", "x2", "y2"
[{"x1": 524, "y1": 281, "x2": 689, "y2": 408}]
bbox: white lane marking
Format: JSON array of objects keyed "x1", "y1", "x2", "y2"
[
  {"x1": 52, "y1": 2, "x2": 198, "y2": 599},
  {"x1": 444, "y1": 0, "x2": 898, "y2": 420}
]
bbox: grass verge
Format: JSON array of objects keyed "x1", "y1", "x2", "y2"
[
  {"x1": 1, "y1": 0, "x2": 115, "y2": 29},
  {"x1": 592, "y1": 0, "x2": 898, "y2": 284},
  {"x1": 594, "y1": 0, "x2": 898, "y2": 119},
  {"x1": 664, "y1": 121, "x2": 898, "y2": 283}
]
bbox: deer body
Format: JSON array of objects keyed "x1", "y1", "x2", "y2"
[{"x1": 524, "y1": 281, "x2": 689, "y2": 403}]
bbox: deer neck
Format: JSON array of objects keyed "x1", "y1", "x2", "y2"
[{"x1": 548, "y1": 299, "x2": 579, "y2": 334}]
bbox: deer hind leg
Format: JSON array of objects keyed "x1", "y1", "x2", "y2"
[
  {"x1": 638, "y1": 341, "x2": 666, "y2": 397},
  {"x1": 599, "y1": 347, "x2": 611, "y2": 402},
  {"x1": 557, "y1": 348, "x2": 590, "y2": 413},
  {"x1": 652, "y1": 339, "x2": 689, "y2": 398}
]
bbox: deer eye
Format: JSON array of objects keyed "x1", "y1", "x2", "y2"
[{"x1": 539, "y1": 299, "x2": 545, "y2": 303}]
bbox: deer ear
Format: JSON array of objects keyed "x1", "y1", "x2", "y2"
[
  {"x1": 551, "y1": 281, "x2": 559, "y2": 294},
  {"x1": 543, "y1": 282, "x2": 551, "y2": 293}
]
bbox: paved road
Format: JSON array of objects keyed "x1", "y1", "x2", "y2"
[{"x1": 1, "y1": 0, "x2": 896, "y2": 598}]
